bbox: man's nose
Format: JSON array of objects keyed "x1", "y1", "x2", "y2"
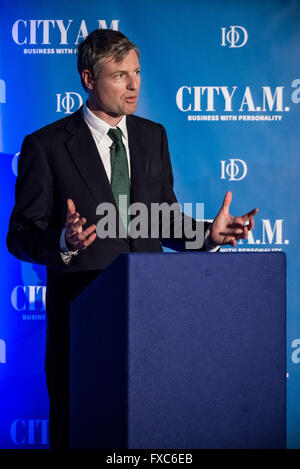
[{"x1": 127, "y1": 74, "x2": 138, "y2": 90}]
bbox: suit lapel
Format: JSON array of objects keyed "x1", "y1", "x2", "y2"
[
  {"x1": 126, "y1": 115, "x2": 147, "y2": 204},
  {"x1": 65, "y1": 108, "x2": 116, "y2": 207}
]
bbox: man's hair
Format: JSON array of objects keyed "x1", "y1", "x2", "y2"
[{"x1": 77, "y1": 29, "x2": 139, "y2": 91}]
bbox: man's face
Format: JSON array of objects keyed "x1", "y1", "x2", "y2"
[{"x1": 85, "y1": 49, "x2": 141, "y2": 122}]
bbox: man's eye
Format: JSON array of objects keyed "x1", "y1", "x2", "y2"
[{"x1": 115, "y1": 73, "x2": 124, "y2": 78}]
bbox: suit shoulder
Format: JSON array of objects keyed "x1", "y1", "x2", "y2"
[
  {"x1": 25, "y1": 110, "x2": 81, "y2": 142},
  {"x1": 128, "y1": 114, "x2": 164, "y2": 131}
]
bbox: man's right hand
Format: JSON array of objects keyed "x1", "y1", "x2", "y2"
[{"x1": 65, "y1": 199, "x2": 97, "y2": 251}]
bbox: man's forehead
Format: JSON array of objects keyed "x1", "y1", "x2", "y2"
[{"x1": 98, "y1": 50, "x2": 140, "y2": 71}]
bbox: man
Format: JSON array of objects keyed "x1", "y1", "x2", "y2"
[{"x1": 7, "y1": 29, "x2": 258, "y2": 448}]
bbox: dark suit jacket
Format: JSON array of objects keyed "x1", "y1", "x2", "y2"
[
  {"x1": 7, "y1": 108, "x2": 209, "y2": 372},
  {"x1": 7, "y1": 107, "x2": 209, "y2": 272}
]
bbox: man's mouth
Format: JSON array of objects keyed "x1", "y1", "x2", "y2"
[{"x1": 124, "y1": 96, "x2": 138, "y2": 103}]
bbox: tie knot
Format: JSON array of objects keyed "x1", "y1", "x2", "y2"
[{"x1": 108, "y1": 127, "x2": 123, "y2": 146}]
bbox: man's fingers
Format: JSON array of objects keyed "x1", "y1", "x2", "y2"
[
  {"x1": 227, "y1": 221, "x2": 245, "y2": 230},
  {"x1": 81, "y1": 232, "x2": 97, "y2": 250},
  {"x1": 77, "y1": 224, "x2": 96, "y2": 241},
  {"x1": 240, "y1": 208, "x2": 259, "y2": 223},
  {"x1": 220, "y1": 225, "x2": 249, "y2": 246},
  {"x1": 219, "y1": 209, "x2": 257, "y2": 246},
  {"x1": 221, "y1": 191, "x2": 232, "y2": 212},
  {"x1": 66, "y1": 217, "x2": 86, "y2": 235},
  {"x1": 64, "y1": 199, "x2": 96, "y2": 251},
  {"x1": 223, "y1": 236, "x2": 237, "y2": 247},
  {"x1": 67, "y1": 198, "x2": 76, "y2": 215},
  {"x1": 234, "y1": 225, "x2": 249, "y2": 240},
  {"x1": 231, "y1": 211, "x2": 257, "y2": 232},
  {"x1": 70, "y1": 223, "x2": 96, "y2": 243},
  {"x1": 66, "y1": 212, "x2": 80, "y2": 227},
  {"x1": 75, "y1": 230, "x2": 97, "y2": 250},
  {"x1": 72, "y1": 217, "x2": 86, "y2": 232},
  {"x1": 248, "y1": 217, "x2": 255, "y2": 231},
  {"x1": 66, "y1": 224, "x2": 96, "y2": 250}
]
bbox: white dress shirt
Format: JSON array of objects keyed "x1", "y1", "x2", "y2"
[{"x1": 83, "y1": 102, "x2": 131, "y2": 182}]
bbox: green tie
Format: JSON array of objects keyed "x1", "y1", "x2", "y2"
[{"x1": 108, "y1": 127, "x2": 130, "y2": 234}]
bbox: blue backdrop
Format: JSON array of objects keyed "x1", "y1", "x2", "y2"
[{"x1": 0, "y1": 0, "x2": 299, "y2": 448}]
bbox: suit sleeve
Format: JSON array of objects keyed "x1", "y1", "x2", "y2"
[
  {"x1": 158, "y1": 124, "x2": 210, "y2": 251},
  {"x1": 6, "y1": 134, "x2": 63, "y2": 266}
]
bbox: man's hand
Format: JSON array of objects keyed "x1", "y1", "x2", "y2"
[
  {"x1": 65, "y1": 199, "x2": 97, "y2": 251},
  {"x1": 210, "y1": 191, "x2": 258, "y2": 247}
]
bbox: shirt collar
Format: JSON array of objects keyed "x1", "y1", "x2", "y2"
[{"x1": 83, "y1": 102, "x2": 127, "y2": 141}]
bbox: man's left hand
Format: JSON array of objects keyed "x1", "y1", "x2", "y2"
[{"x1": 209, "y1": 191, "x2": 258, "y2": 247}]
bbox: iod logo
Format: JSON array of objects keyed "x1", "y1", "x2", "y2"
[
  {"x1": 56, "y1": 92, "x2": 83, "y2": 114},
  {"x1": 220, "y1": 159, "x2": 247, "y2": 181},
  {"x1": 221, "y1": 26, "x2": 248, "y2": 48}
]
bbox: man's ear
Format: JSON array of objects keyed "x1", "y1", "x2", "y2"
[{"x1": 81, "y1": 69, "x2": 95, "y2": 90}]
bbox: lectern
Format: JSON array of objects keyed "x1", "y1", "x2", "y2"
[{"x1": 69, "y1": 252, "x2": 286, "y2": 449}]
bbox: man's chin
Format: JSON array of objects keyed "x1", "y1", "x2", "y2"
[
  {"x1": 122, "y1": 103, "x2": 138, "y2": 115},
  {"x1": 106, "y1": 104, "x2": 137, "y2": 118}
]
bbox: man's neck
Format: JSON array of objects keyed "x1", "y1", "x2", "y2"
[{"x1": 87, "y1": 100, "x2": 124, "y2": 127}]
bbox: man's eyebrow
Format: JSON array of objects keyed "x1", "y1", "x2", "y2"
[{"x1": 111, "y1": 66, "x2": 141, "y2": 74}]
